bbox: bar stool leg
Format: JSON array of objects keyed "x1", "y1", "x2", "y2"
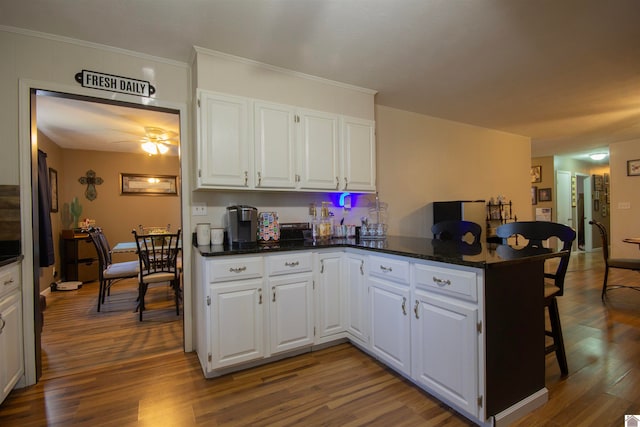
[{"x1": 547, "y1": 297, "x2": 568, "y2": 376}]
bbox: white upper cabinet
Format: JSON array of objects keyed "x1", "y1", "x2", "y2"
[
  {"x1": 254, "y1": 101, "x2": 297, "y2": 189},
  {"x1": 341, "y1": 116, "x2": 376, "y2": 192},
  {"x1": 297, "y1": 109, "x2": 341, "y2": 191},
  {"x1": 197, "y1": 90, "x2": 251, "y2": 188},
  {"x1": 196, "y1": 90, "x2": 376, "y2": 192}
]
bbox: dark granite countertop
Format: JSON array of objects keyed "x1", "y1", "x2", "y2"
[
  {"x1": 195, "y1": 235, "x2": 566, "y2": 269},
  {"x1": 0, "y1": 254, "x2": 23, "y2": 268}
]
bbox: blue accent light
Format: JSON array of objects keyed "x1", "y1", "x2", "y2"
[{"x1": 339, "y1": 192, "x2": 351, "y2": 207}]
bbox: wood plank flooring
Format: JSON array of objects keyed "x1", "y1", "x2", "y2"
[{"x1": 1, "y1": 251, "x2": 640, "y2": 426}]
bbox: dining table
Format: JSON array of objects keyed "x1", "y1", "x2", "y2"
[
  {"x1": 622, "y1": 237, "x2": 640, "y2": 252},
  {"x1": 111, "y1": 241, "x2": 138, "y2": 254}
]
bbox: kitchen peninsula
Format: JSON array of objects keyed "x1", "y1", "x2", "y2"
[{"x1": 193, "y1": 236, "x2": 565, "y2": 426}]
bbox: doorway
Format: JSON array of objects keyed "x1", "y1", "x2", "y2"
[
  {"x1": 31, "y1": 89, "x2": 183, "y2": 379},
  {"x1": 577, "y1": 174, "x2": 593, "y2": 252}
]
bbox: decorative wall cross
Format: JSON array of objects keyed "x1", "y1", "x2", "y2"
[{"x1": 79, "y1": 169, "x2": 103, "y2": 201}]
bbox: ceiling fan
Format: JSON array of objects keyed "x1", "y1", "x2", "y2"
[{"x1": 139, "y1": 126, "x2": 178, "y2": 155}]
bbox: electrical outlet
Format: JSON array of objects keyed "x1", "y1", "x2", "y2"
[
  {"x1": 192, "y1": 203, "x2": 207, "y2": 215},
  {"x1": 618, "y1": 202, "x2": 631, "y2": 210}
]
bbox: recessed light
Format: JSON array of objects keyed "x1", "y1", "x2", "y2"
[{"x1": 589, "y1": 153, "x2": 607, "y2": 161}]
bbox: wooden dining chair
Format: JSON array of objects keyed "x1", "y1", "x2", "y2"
[
  {"x1": 496, "y1": 221, "x2": 576, "y2": 376},
  {"x1": 589, "y1": 220, "x2": 640, "y2": 300},
  {"x1": 88, "y1": 228, "x2": 139, "y2": 312},
  {"x1": 431, "y1": 220, "x2": 482, "y2": 244},
  {"x1": 132, "y1": 229, "x2": 181, "y2": 321}
]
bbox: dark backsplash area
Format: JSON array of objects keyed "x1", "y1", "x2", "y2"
[{"x1": 0, "y1": 185, "x2": 21, "y2": 256}]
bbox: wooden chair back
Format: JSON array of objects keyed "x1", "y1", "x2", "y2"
[
  {"x1": 496, "y1": 221, "x2": 576, "y2": 296},
  {"x1": 132, "y1": 229, "x2": 181, "y2": 278},
  {"x1": 431, "y1": 220, "x2": 482, "y2": 244}
]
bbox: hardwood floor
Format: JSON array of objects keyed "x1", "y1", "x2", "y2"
[{"x1": 1, "y1": 251, "x2": 640, "y2": 426}]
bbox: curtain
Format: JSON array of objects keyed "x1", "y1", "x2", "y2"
[{"x1": 38, "y1": 149, "x2": 55, "y2": 267}]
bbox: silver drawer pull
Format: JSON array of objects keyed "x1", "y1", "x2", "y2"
[
  {"x1": 414, "y1": 300, "x2": 420, "y2": 319},
  {"x1": 433, "y1": 276, "x2": 451, "y2": 286},
  {"x1": 3, "y1": 278, "x2": 14, "y2": 286},
  {"x1": 379, "y1": 265, "x2": 393, "y2": 273},
  {"x1": 285, "y1": 261, "x2": 299, "y2": 267},
  {"x1": 401, "y1": 297, "x2": 407, "y2": 315},
  {"x1": 229, "y1": 266, "x2": 247, "y2": 273},
  {"x1": 0, "y1": 314, "x2": 4, "y2": 333}
]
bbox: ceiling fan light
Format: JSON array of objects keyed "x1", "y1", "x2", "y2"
[
  {"x1": 589, "y1": 153, "x2": 607, "y2": 161},
  {"x1": 157, "y1": 143, "x2": 169, "y2": 154},
  {"x1": 142, "y1": 141, "x2": 158, "y2": 155}
]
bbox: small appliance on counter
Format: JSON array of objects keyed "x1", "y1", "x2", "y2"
[
  {"x1": 226, "y1": 205, "x2": 258, "y2": 247},
  {"x1": 258, "y1": 211, "x2": 280, "y2": 243},
  {"x1": 279, "y1": 222, "x2": 311, "y2": 241}
]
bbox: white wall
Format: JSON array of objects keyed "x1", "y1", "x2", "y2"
[
  {"x1": 609, "y1": 138, "x2": 640, "y2": 258},
  {"x1": 376, "y1": 105, "x2": 532, "y2": 237},
  {"x1": 193, "y1": 47, "x2": 375, "y2": 120},
  {"x1": 0, "y1": 27, "x2": 192, "y2": 385}
]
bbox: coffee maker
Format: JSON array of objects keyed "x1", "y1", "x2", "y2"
[{"x1": 226, "y1": 205, "x2": 258, "y2": 247}]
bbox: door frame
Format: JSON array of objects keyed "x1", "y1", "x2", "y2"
[
  {"x1": 576, "y1": 173, "x2": 593, "y2": 251},
  {"x1": 18, "y1": 78, "x2": 193, "y2": 386}
]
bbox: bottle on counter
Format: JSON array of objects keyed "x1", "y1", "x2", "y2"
[{"x1": 318, "y1": 202, "x2": 333, "y2": 239}]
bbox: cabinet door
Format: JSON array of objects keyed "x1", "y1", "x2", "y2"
[
  {"x1": 0, "y1": 291, "x2": 23, "y2": 402},
  {"x1": 254, "y1": 101, "x2": 297, "y2": 189},
  {"x1": 197, "y1": 90, "x2": 251, "y2": 188},
  {"x1": 341, "y1": 116, "x2": 376, "y2": 192},
  {"x1": 344, "y1": 254, "x2": 368, "y2": 345},
  {"x1": 209, "y1": 279, "x2": 264, "y2": 369},
  {"x1": 316, "y1": 253, "x2": 344, "y2": 339},
  {"x1": 269, "y1": 273, "x2": 314, "y2": 354},
  {"x1": 297, "y1": 109, "x2": 340, "y2": 190},
  {"x1": 411, "y1": 288, "x2": 479, "y2": 418},
  {"x1": 368, "y1": 276, "x2": 411, "y2": 375}
]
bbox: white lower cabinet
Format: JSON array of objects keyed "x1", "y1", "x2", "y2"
[
  {"x1": 411, "y1": 287, "x2": 479, "y2": 418},
  {"x1": 411, "y1": 261, "x2": 482, "y2": 420},
  {"x1": 344, "y1": 253, "x2": 367, "y2": 345},
  {"x1": 0, "y1": 262, "x2": 23, "y2": 404},
  {"x1": 197, "y1": 252, "x2": 318, "y2": 376},
  {"x1": 367, "y1": 255, "x2": 411, "y2": 376},
  {"x1": 195, "y1": 247, "x2": 548, "y2": 424},
  {"x1": 269, "y1": 273, "x2": 314, "y2": 354},
  {"x1": 368, "y1": 276, "x2": 411, "y2": 375},
  {"x1": 315, "y1": 252, "x2": 345, "y2": 341},
  {"x1": 209, "y1": 279, "x2": 265, "y2": 369}
]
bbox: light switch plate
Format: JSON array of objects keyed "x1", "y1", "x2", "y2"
[
  {"x1": 192, "y1": 203, "x2": 207, "y2": 215},
  {"x1": 617, "y1": 202, "x2": 631, "y2": 210}
]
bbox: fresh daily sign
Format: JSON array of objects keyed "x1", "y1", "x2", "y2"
[{"x1": 75, "y1": 70, "x2": 156, "y2": 97}]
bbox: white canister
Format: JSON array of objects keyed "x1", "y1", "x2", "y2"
[
  {"x1": 210, "y1": 228, "x2": 224, "y2": 245},
  {"x1": 196, "y1": 223, "x2": 211, "y2": 246}
]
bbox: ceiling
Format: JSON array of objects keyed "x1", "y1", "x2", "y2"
[
  {"x1": 36, "y1": 95, "x2": 181, "y2": 156},
  {"x1": 4, "y1": 0, "x2": 640, "y2": 163}
]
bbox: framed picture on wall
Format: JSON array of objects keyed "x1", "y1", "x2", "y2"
[
  {"x1": 120, "y1": 173, "x2": 178, "y2": 196},
  {"x1": 627, "y1": 159, "x2": 640, "y2": 176},
  {"x1": 593, "y1": 174, "x2": 604, "y2": 191},
  {"x1": 531, "y1": 186, "x2": 538, "y2": 205},
  {"x1": 530, "y1": 165, "x2": 542, "y2": 183},
  {"x1": 538, "y1": 187, "x2": 552, "y2": 202},
  {"x1": 49, "y1": 167, "x2": 58, "y2": 212}
]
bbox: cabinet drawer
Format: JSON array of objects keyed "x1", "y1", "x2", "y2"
[
  {"x1": 209, "y1": 256, "x2": 263, "y2": 283},
  {"x1": 414, "y1": 263, "x2": 478, "y2": 302},
  {"x1": 267, "y1": 252, "x2": 313, "y2": 276},
  {"x1": 77, "y1": 259, "x2": 99, "y2": 283},
  {"x1": 0, "y1": 263, "x2": 20, "y2": 299},
  {"x1": 77, "y1": 239, "x2": 97, "y2": 259},
  {"x1": 368, "y1": 255, "x2": 409, "y2": 284}
]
